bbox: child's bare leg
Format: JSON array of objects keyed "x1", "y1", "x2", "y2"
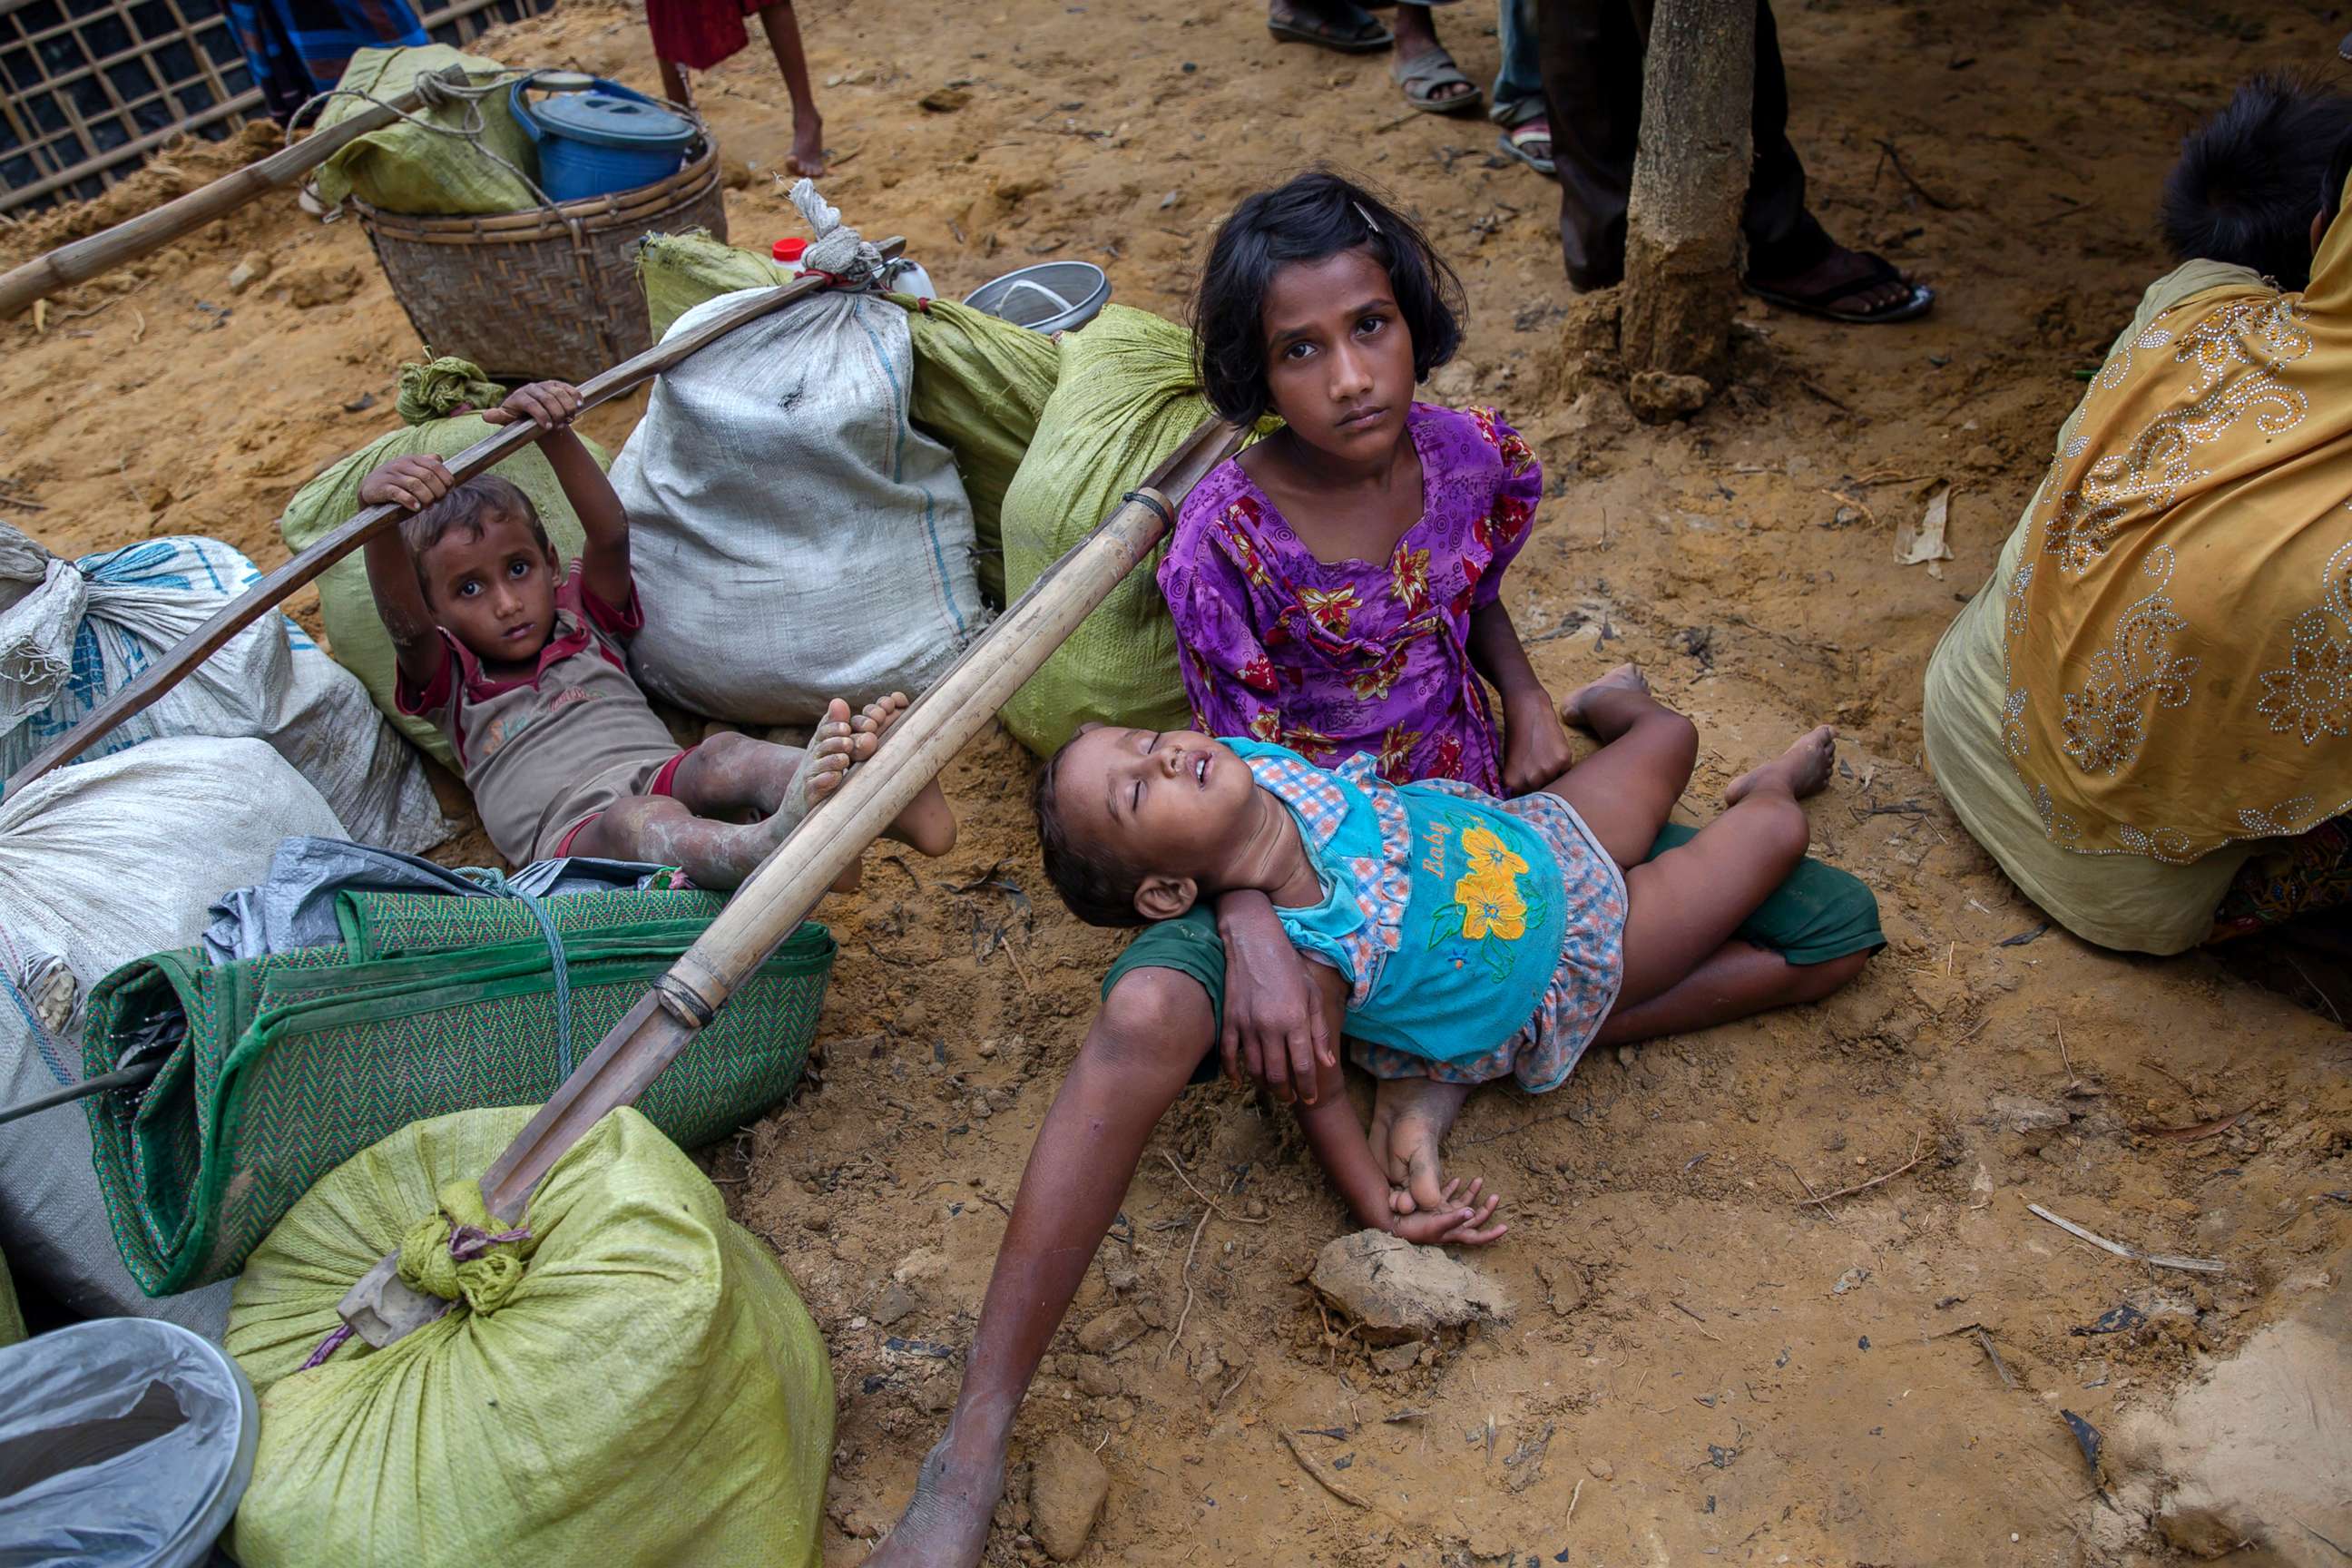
[
  {"x1": 852, "y1": 693, "x2": 958, "y2": 857},
  {"x1": 571, "y1": 796, "x2": 800, "y2": 890},
  {"x1": 1594, "y1": 941, "x2": 1870, "y2": 1047},
  {"x1": 1367, "y1": 1075, "x2": 1480, "y2": 1216},
  {"x1": 1547, "y1": 665, "x2": 1700, "y2": 868},
  {"x1": 1614, "y1": 728, "x2": 1836, "y2": 1009},
  {"x1": 753, "y1": 1, "x2": 826, "y2": 175}
]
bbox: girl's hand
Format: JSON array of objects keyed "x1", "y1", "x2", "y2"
[
  {"x1": 1218, "y1": 892, "x2": 1334, "y2": 1105},
  {"x1": 1502, "y1": 691, "x2": 1576, "y2": 797},
  {"x1": 1389, "y1": 1179, "x2": 1507, "y2": 1247},
  {"x1": 483, "y1": 380, "x2": 583, "y2": 431},
  {"x1": 358, "y1": 454, "x2": 455, "y2": 512}
]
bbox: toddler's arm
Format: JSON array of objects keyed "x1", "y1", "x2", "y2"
[
  {"x1": 1290, "y1": 961, "x2": 1506, "y2": 1246},
  {"x1": 358, "y1": 455, "x2": 454, "y2": 692},
  {"x1": 484, "y1": 381, "x2": 632, "y2": 612}
]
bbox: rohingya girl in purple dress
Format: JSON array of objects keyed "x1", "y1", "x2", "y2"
[{"x1": 1161, "y1": 171, "x2": 1570, "y2": 800}]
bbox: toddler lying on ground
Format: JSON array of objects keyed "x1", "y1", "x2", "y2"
[
  {"x1": 359, "y1": 379, "x2": 956, "y2": 885},
  {"x1": 1037, "y1": 665, "x2": 1882, "y2": 1240}
]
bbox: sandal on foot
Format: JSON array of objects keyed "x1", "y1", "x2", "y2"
[
  {"x1": 1748, "y1": 250, "x2": 1935, "y2": 324},
  {"x1": 1268, "y1": 0, "x2": 1392, "y2": 53},
  {"x1": 1391, "y1": 47, "x2": 1483, "y2": 115},
  {"x1": 1496, "y1": 115, "x2": 1554, "y2": 177}
]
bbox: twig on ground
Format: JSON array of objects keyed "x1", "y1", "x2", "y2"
[
  {"x1": 1281, "y1": 1429, "x2": 1373, "y2": 1509},
  {"x1": 1160, "y1": 1201, "x2": 1212, "y2": 1367},
  {"x1": 2027, "y1": 1202, "x2": 2225, "y2": 1273},
  {"x1": 1974, "y1": 1327, "x2": 2018, "y2": 1390},
  {"x1": 1819, "y1": 487, "x2": 1879, "y2": 528},
  {"x1": 1873, "y1": 137, "x2": 1962, "y2": 211},
  {"x1": 1793, "y1": 1134, "x2": 1928, "y2": 1209},
  {"x1": 2056, "y1": 1019, "x2": 2076, "y2": 1088},
  {"x1": 1213, "y1": 1366, "x2": 1249, "y2": 1410},
  {"x1": 1161, "y1": 1152, "x2": 1269, "y2": 1224},
  {"x1": 1567, "y1": 1476, "x2": 1585, "y2": 1523},
  {"x1": 1455, "y1": 1105, "x2": 1583, "y2": 1148}
]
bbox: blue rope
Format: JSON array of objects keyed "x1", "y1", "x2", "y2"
[{"x1": 514, "y1": 888, "x2": 573, "y2": 1076}]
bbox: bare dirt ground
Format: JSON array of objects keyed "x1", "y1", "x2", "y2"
[{"x1": 5, "y1": 1, "x2": 2349, "y2": 1563}]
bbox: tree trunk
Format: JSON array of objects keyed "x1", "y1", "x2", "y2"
[{"x1": 1620, "y1": 0, "x2": 1756, "y2": 401}]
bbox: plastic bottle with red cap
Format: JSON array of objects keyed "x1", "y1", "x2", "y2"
[{"x1": 770, "y1": 235, "x2": 935, "y2": 297}]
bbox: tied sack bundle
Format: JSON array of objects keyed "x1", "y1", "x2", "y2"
[
  {"x1": 611, "y1": 184, "x2": 985, "y2": 723},
  {"x1": 0, "y1": 738, "x2": 345, "y2": 1331},
  {"x1": 279, "y1": 355, "x2": 610, "y2": 768},
  {"x1": 310, "y1": 45, "x2": 541, "y2": 215},
  {"x1": 226, "y1": 1106, "x2": 833, "y2": 1568},
  {"x1": 0, "y1": 520, "x2": 446, "y2": 854}
]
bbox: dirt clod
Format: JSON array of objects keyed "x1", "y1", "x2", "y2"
[
  {"x1": 1075, "y1": 1305, "x2": 1149, "y2": 1356},
  {"x1": 1028, "y1": 1435, "x2": 1109, "y2": 1562},
  {"x1": 1309, "y1": 1230, "x2": 1510, "y2": 1344}
]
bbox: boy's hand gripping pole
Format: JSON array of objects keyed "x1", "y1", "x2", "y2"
[{"x1": 338, "y1": 416, "x2": 1246, "y2": 1346}]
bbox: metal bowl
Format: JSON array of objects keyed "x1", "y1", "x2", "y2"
[{"x1": 962, "y1": 260, "x2": 1112, "y2": 334}]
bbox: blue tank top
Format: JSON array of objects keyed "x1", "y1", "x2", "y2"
[{"x1": 1230, "y1": 740, "x2": 1566, "y2": 1063}]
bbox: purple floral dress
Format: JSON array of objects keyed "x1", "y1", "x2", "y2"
[{"x1": 1157, "y1": 404, "x2": 1544, "y2": 794}]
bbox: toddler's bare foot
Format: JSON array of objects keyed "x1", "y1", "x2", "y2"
[
  {"x1": 859, "y1": 691, "x2": 958, "y2": 858},
  {"x1": 1561, "y1": 662, "x2": 1654, "y2": 735},
  {"x1": 1725, "y1": 724, "x2": 1838, "y2": 806},
  {"x1": 1368, "y1": 1076, "x2": 1479, "y2": 1215}
]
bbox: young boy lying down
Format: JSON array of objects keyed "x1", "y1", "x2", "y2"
[
  {"x1": 1035, "y1": 666, "x2": 1882, "y2": 1240},
  {"x1": 359, "y1": 379, "x2": 956, "y2": 885}
]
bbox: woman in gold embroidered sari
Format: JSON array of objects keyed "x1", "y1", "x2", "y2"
[{"x1": 1926, "y1": 82, "x2": 2352, "y2": 955}]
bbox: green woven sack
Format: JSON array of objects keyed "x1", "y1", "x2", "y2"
[
  {"x1": 279, "y1": 415, "x2": 609, "y2": 768},
  {"x1": 637, "y1": 229, "x2": 793, "y2": 340},
  {"x1": 904, "y1": 296, "x2": 1061, "y2": 607},
  {"x1": 0, "y1": 1244, "x2": 23, "y2": 1348},
  {"x1": 996, "y1": 304, "x2": 1222, "y2": 756},
  {"x1": 83, "y1": 890, "x2": 834, "y2": 1296},
  {"x1": 227, "y1": 1106, "x2": 832, "y2": 1567},
  {"x1": 313, "y1": 45, "x2": 540, "y2": 215}
]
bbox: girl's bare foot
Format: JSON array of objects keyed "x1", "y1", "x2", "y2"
[
  {"x1": 858, "y1": 692, "x2": 958, "y2": 857},
  {"x1": 1725, "y1": 724, "x2": 1838, "y2": 806},
  {"x1": 1561, "y1": 662, "x2": 1657, "y2": 739},
  {"x1": 1367, "y1": 1076, "x2": 1479, "y2": 1215}
]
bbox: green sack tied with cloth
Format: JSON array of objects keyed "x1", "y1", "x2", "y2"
[
  {"x1": 226, "y1": 1105, "x2": 833, "y2": 1568},
  {"x1": 278, "y1": 354, "x2": 607, "y2": 769},
  {"x1": 312, "y1": 44, "x2": 541, "y2": 215},
  {"x1": 83, "y1": 887, "x2": 833, "y2": 1296}
]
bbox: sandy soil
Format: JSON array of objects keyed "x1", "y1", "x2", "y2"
[{"x1": 5, "y1": 0, "x2": 2349, "y2": 1563}]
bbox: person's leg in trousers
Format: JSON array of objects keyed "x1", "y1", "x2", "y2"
[{"x1": 1536, "y1": 0, "x2": 1645, "y2": 289}]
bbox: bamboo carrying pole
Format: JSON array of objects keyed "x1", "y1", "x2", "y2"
[
  {"x1": 0, "y1": 244, "x2": 902, "y2": 798},
  {"x1": 0, "y1": 75, "x2": 452, "y2": 320},
  {"x1": 336, "y1": 415, "x2": 1245, "y2": 1346}
]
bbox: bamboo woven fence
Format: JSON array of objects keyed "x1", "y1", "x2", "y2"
[{"x1": 0, "y1": 0, "x2": 553, "y2": 213}]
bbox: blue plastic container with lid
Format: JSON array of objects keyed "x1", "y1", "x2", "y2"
[{"x1": 510, "y1": 74, "x2": 698, "y2": 203}]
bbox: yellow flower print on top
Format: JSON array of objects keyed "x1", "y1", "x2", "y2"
[
  {"x1": 1460, "y1": 825, "x2": 1529, "y2": 882},
  {"x1": 1426, "y1": 813, "x2": 1547, "y2": 982},
  {"x1": 1455, "y1": 869, "x2": 1528, "y2": 942}
]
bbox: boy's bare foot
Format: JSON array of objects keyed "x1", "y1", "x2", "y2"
[
  {"x1": 858, "y1": 691, "x2": 958, "y2": 857},
  {"x1": 864, "y1": 1437, "x2": 1000, "y2": 1568},
  {"x1": 774, "y1": 699, "x2": 858, "y2": 828},
  {"x1": 1725, "y1": 724, "x2": 1838, "y2": 806},
  {"x1": 1561, "y1": 662, "x2": 1652, "y2": 732},
  {"x1": 1368, "y1": 1076, "x2": 1479, "y2": 1214}
]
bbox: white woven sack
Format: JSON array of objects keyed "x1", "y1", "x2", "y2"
[
  {"x1": 0, "y1": 737, "x2": 347, "y2": 1332},
  {"x1": 610, "y1": 285, "x2": 985, "y2": 724},
  {"x1": 0, "y1": 523, "x2": 447, "y2": 855}
]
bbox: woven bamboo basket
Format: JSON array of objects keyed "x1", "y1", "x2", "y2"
[{"x1": 356, "y1": 144, "x2": 728, "y2": 383}]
